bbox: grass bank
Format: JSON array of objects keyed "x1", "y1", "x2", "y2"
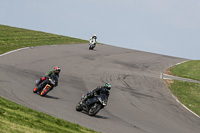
[
  {"x1": 0, "y1": 25, "x2": 97, "y2": 133},
  {"x1": 0, "y1": 24, "x2": 88, "y2": 54},
  {"x1": 0, "y1": 96, "x2": 97, "y2": 133},
  {"x1": 165, "y1": 79, "x2": 200, "y2": 116},
  {"x1": 164, "y1": 60, "x2": 200, "y2": 117},
  {"x1": 167, "y1": 60, "x2": 200, "y2": 81}
]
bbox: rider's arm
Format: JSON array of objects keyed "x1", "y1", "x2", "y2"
[
  {"x1": 93, "y1": 38, "x2": 97, "y2": 44},
  {"x1": 107, "y1": 92, "x2": 110, "y2": 98},
  {"x1": 89, "y1": 37, "x2": 93, "y2": 44},
  {"x1": 92, "y1": 86, "x2": 102, "y2": 96},
  {"x1": 55, "y1": 78, "x2": 58, "y2": 87},
  {"x1": 45, "y1": 69, "x2": 54, "y2": 77}
]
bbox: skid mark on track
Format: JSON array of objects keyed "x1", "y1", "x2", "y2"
[{"x1": 117, "y1": 74, "x2": 154, "y2": 99}]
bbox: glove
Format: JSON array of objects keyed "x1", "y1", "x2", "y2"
[{"x1": 87, "y1": 91, "x2": 93, "y2": 98}]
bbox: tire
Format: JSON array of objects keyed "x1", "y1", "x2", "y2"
[
  {"x1": 33, "y1": 87, "x2": 38, "y2": 93},
  {"x1": 40, "y1": 86, "x2": 50, "y2": 96},
  {"x1": 76, "y1": 102, "x2": 83, "y2": 112},
  {"x1": 88, "y1": 103, "x2": 102, "y2": 116},
  {"x1": 89, "y1": 45, "x2": 94, "y2": 50}
]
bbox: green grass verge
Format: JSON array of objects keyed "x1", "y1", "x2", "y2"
[
  {"x1": 165, "y1": 60, "x2": 200, "y2": 116},
  {"x1": 0, "y1": 96, "x2": 97, "y2": 133},
  {"x1": 0, "y1": 24, "x2": 97, "y2": 133},
  {"x1": 168, "y1": 60, "x2": 200, "y2": 81},
  {"x1": 0, "y1": 24, "x2": 88, "y2": 54},
  {"x1": 166, "y1": 80, "x2": 200, "y2": 116}
]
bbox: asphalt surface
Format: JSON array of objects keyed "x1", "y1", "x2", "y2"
[{"x1": 0, "y1": 44, "x2": 200, "y2": 133}]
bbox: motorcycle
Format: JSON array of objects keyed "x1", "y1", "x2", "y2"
[
  {"x1": 76, "y1": 93, "x2": 108, "y2": 116},
  {"x1": 33, "y1": 74, "x2": 57, "y2": 96},
  {"x1": 89, "y1": 41, "x2": 96, "y2": 50}
]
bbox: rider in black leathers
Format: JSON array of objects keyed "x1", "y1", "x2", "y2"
[{"x1": 82, "y1": 83, "x2": 111, "y2": 108}]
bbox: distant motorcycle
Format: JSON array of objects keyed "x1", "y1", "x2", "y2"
[
  {"x1": 89, "y1": 42, "x2": 96, "y2": 50},
  {"x1": 33, "y1": 74, "x2": 57, "y2": 96},
  {"x1": 76, "y1": 93, "x2": 108, "y2": 116}
]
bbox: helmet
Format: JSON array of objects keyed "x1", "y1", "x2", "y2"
[
  {"x1": 54, "y1": 66, "x2": 61, "y2": 73},
  {"x1": 104, "y1": 83, "x2": 111, "y2": 90},
  {"x1": 93, "y1": 34, "x2": 97, "y2": 39}
]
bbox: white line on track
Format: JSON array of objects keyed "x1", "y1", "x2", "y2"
[
  {"x1": 0, "y1": 47, "x2": 29, "y2": 57},
  {"x1": 175, "y1": 60, "x2": 188, "y2": 66},
  {"x1": 171, "y1": 94, "x2": 200, "y2": 119},
  {"x1": 0, "y1": 45, "x2": 57, "y2": 57}
]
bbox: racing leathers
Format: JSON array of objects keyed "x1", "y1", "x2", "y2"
[
  {"x1": 89, "y1": 36, "x2": 97, "y2": 46},
  {"x1": 83, "y1": 86, "x2": 110, "y2": 106}
]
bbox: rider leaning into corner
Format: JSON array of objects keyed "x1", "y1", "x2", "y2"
[
  {"x1": 89, "y1": 34, "x2": 97, "y2": 45},
  {"x1": 34, "y1": 66, "x2": 61, "y2": 91},
  {"x1": 81, "y1": 83, "x2": 111, "y2": 110}
]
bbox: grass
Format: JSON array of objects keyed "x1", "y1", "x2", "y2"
[
  {"x1": 0, "y1": 96, "x2": 97, "y2": 133},
  {"x1": 0, "y1": 24, "x2": 97, "y2": 133},
  {"x1": 165, "y1": 79, "x2": 200, "y2": 116},
  {"x1": 168, "y1": 60, "x2": 200, "y2": 81},
  {"x1": 0, "y1": 24, "x2": 88, "y2": 54},
  {"x1": 164, "y1": 60, "x2": 200, "y2": 116}
]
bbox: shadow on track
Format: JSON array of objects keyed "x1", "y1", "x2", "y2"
[
  {"x1": 44, "y1": 95, "x2": 59, "y2": 99},
  {"x1": 93, "y1": 115, "x2": 109, "y2": 119},
  {"x1": 81, "y1": 112, "x2": 109, "y2": 119},
  {"x1": 35, "y1": 93, "x2": 59, "y2": 99}
]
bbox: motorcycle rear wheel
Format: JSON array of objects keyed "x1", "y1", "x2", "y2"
[{"x1": 33, "y1": 87, "x2": 38, "y2": 93}]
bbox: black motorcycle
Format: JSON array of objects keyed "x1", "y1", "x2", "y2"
[
  {"x1": 76, "y1": 93, "x2": 108, "y2": 116},
  {"x1": 33, "y1": 74, "x2": 57, "y2": 96}
]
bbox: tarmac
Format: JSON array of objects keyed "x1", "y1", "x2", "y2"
[{"x1": 0, "y1": 44, "x2": 199, "y2": 133}]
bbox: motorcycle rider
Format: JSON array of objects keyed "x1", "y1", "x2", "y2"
[
  {"x1": 34, "y1": 66, "x2": 61, "y2": 91},
  {"x1": 89, "y1": 34, "x2": 97, "y2": 48},
  {"x1": 81, "y1": 83, "x2": 111, "y2": 109}
]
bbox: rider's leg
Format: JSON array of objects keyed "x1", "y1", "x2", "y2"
[{"x1": 37, "y1": 79, "x2": 48, "y2": 91}]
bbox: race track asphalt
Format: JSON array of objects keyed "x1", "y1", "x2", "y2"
[{"x1": 0, "y1": 44, "x2": 199, "y2": 133}]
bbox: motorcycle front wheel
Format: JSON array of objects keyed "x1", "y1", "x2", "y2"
[
  {"x1": 88, "y1": 103, "x2": 102, "y2": 116},
  {"x1": 76, "y1": 102, "x2": 83, "y2": 112},
  {"x1": 89, "y1": 46, "x2": 93, "y2": 50},
  {"x1": 40, "y1": 85, "x2": 51, "y2": 96}
]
